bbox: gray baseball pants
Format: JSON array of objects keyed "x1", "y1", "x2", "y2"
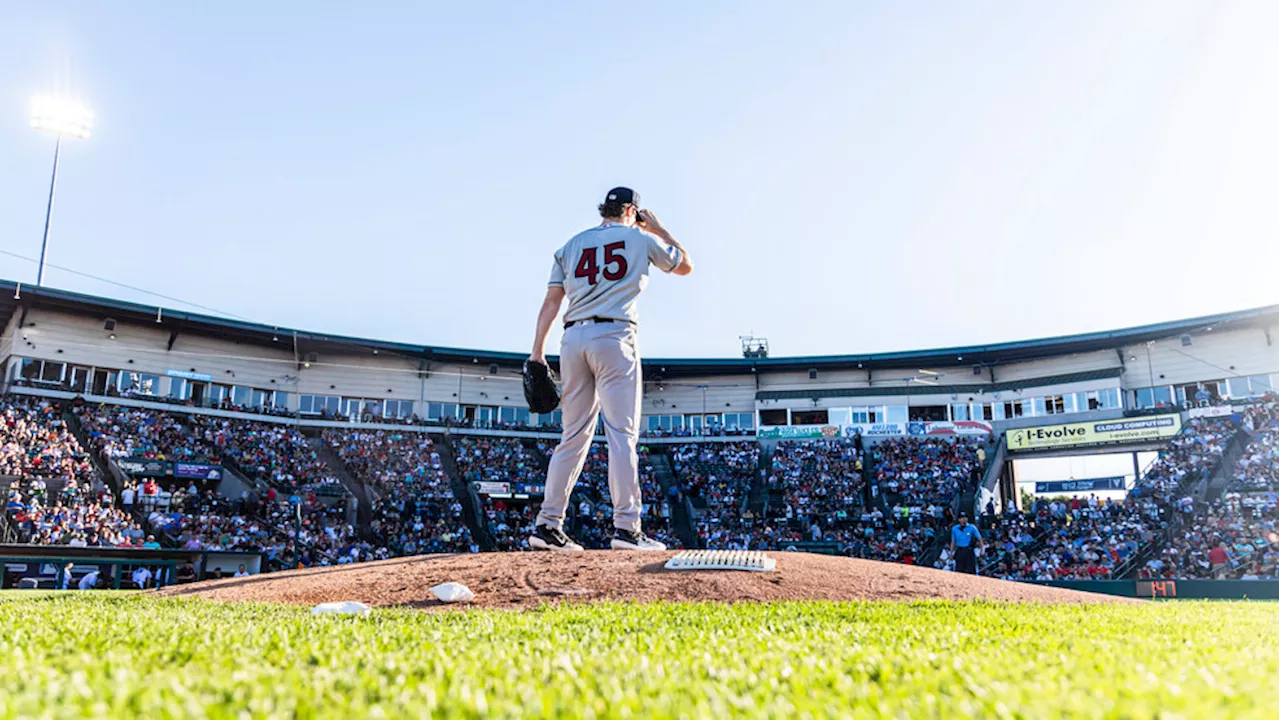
[{"x1": 536, "y1": 321, "x2": 643, "y2": 533}]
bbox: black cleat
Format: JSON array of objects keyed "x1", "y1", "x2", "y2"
[
  {"x1": 529, "y1": 524, "x2": 584, "y2": 552},
  {"x1": 611, "y1": 528, "x2": 667, "y2": 551}
]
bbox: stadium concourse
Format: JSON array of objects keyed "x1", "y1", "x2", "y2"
[{"x1": 0, "y1": 284, "x2": 1276, "y2": 590}]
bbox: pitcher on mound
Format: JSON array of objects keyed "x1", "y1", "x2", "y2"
[{"x1": 527, "y1": 187, "x2": 694, "y2": 551}]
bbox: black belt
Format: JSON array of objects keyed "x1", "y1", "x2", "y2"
[{"x1": 564, "y1": 316, "x2": 631, "y2": 329}]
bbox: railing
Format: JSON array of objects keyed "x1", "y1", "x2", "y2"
[{"x1": 0, "y1": 511, "x2": 17, "y2": 544}]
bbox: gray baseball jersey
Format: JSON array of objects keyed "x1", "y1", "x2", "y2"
[
  {"x1": 548, "y1": 223, "x2": 682, "y2": 324},
  {"x1": 536, "y1": 221, "x2": 682, "y2": 538}
]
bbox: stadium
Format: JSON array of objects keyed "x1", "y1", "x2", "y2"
[
  {"x1": 1, "y1": 280, "x2": 1276, "y2": 715},
  {"x1": 4, "y1": 3, "x2": 1278, "y2": 716}
]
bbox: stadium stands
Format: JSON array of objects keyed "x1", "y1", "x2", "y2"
[
  {"x1": 766, "y1": 439, "x2": 864, "y2": 525},
  {"x1": 671, "y1": 442, "x2": 762, "y2": 549},
  {"x1": 458, "y1": 437, "x2": 543, "y2": 551},
  {"x1": 1227, "y1": 400, "x2": 1279, "y2": 493},
  {"x1": 984, "y1": 497, "x2": 1163, "y2": 581},
  {"x1": 325, "y1": 429, "x2": 473, "y2": 556},
  {"x1": 1135, "y1": 399, "x2": 1279, "y2": 579},
  {"x1": 2, "y1": 385, "x2": 1276, "y2": 586},
  {"x1": 74, "y1": 404, "x2": 336, "y2": 493},
  {"x1": 873, "y1": 437, "x2": 982, "y2": 508},
  {"x1": 1129, "y1": 416, "x2": 1234, "y2": 500}
]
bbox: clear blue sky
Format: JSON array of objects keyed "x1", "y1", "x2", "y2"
[{"x1": 1, "y1": 2, "x2": 1276, "y2": 358}]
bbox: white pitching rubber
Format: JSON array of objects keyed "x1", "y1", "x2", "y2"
[{"x1": 663, "y1": 550, "x2": 776, "y2": 573}]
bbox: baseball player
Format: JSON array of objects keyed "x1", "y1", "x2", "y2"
[{"x1": 528, "y1": 187, "x2": 693, "y2": 551}]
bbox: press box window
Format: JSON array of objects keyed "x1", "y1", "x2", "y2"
[
  {"x1": 908, "y1": 405, "x2": 947, "y2": 422},
  {"x1": 791, "y1": 409, "x2": 828, "y2": 425},
  {"x1": 758, "y1": 409, "x2": 788, "y2": 426},
  {"x1": 119, "y1": 372, "x2": 161, "y2": 395}
]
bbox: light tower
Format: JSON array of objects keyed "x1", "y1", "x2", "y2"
[{"x1": 29, "y1": 94, "x2": 95, "y2": 286}]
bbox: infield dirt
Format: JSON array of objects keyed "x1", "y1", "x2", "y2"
[{"x1": 157, "y1": 551, "x2": 1140, "y2": 610}]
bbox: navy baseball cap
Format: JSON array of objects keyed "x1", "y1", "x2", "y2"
[{"x1": 604, "y1": 187, "x2": 640, "y2": 207}]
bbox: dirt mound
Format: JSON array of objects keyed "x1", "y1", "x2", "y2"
[{"x1": 158, "y1": 551, "x2": 1138, "y2": 610}]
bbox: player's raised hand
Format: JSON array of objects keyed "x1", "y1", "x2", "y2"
[{"x1": 636, "y1": 209, "x2": 666, "y2": 233}]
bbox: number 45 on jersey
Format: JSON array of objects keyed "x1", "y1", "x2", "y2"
[{"x1": 575, "y1": 242, "x2": 627, "y2": 285}]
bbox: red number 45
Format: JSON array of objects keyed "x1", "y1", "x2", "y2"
[{"x1": 574, "y1": 242, "x2": 627, "y2": 285}]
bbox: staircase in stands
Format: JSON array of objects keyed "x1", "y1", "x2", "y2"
[
  {"x1": 746, "y1": 444, "x2": 773, "y2": 519},
  {"x1": 434, "y1": 433, "x2": 496, "y2": 551},
  {"x1": 307, "y1": 435, "x2": 374, "y2": 531},
  {"x1": 648, "y1": 452, "x2": 699, "y2": 549}
]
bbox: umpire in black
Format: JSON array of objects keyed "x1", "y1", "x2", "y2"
[{"x1": 949, "y1": 513, "x2": 985, "y2": 575}]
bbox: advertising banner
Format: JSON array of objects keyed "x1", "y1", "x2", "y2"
[
  {"x1": 1034, "y1": 477, "x2": 1127, "y2": 494},
  {"x1": 910, "y1": 421, "x2": 993, "y2": 436},
  {"x1": 473, "y1": 481, "x2": 510, "y2": 495},
  {"x1": 514, "y1": 482, "x2": 546, "y2": 496},
  {"x1": 757, "y1": 425, "x2": 842, "y2": 440},
  {"x1": 843, "y1": 423, "x2": 907, "y2": 437},
  {"x1": 761, "y1": 423, "x2": 910, "y2": 440},
  {"x1": 173, "y1": 462, "x2": 223, "y2": 481},
  {"x1": 1188, "y1": 405, "x2": 1235, "y2": 419},
  {"x1": 166, "y1": 369, "x2": 213, "y2": 382},
  {"x1": 116, "y1": 457, "x2": 169, "y2": 478},
  {"x1": 1008, "y1": 414, "x2": 1183, "y2": 451}
]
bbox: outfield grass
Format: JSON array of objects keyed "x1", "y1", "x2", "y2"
[{"x1": 0, "y1": 595, "x2": 1275, "y2": 718}]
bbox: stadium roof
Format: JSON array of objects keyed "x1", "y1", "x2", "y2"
[{"x1": 1, "y1": 279, "x2": 1275, "y2": 380}]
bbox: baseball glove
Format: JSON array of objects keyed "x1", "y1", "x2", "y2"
[{"x1": 522, "y1": 360, "x2": 561, "y2": 414}]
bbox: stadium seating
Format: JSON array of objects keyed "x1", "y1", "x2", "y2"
[
  {"x1": 325, "y1": 429, "x2": 472, "y2": 556},
  {"x1": 74, "y1": 404, "x2": 336, "y2": 493},
  {"x1": 984, "y1": 497, "x2": 1162, "y2": 581},
  {"x1": 4, "y1": 389, "x2": 1277, "y2": 585},
  {"x1": 457, "y1": 437, "x2": 543, "y2": 551},
  {"x1": 1227, "y1": 400, "x2": 1279, "y2": 493},
  {"x1": 1129, "y1": 416, "x2": 1234, "y2": 500},
  {"x1": 671, "y1": 442, "x2": 761, "y2": 549},
  {"x1": 766, "y1": 439, "x2": 865, "y2": 525},
  {"x1": 1152, "y1": 401, "x2": 1278, "y2": 578},
  {"x1": 873, "y1": 436, "x2": 982, "y2": 508}
]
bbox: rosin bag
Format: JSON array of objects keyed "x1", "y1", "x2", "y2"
[
  {"x1": 430, "y1": 582, "x2": 475, "y2": 603},
  {"x1": 310, "y1": 601, "x2": 371, "y2": 615}
]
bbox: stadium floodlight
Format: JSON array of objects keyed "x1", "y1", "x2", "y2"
[
  {"x1": 28, "y1": 94, "x2": 95, "y2": 286},
  {"x1": 30, "y1": 95, "x2": 95, "y2": 139}
]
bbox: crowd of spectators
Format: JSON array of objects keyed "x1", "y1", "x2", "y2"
[
  {"x1": 639, "y1": 425, "x2": 754, "y2": 439},
  {"x1": 1, "y1": 396, "x2": 133, "y2": 547},
  {"x1": 1146, "y1": 494, "x2": 1277, "y2": 579},
  {"x1": 1130, "y1": 416, "x2": 1234, "y2": 500},
  {"x1": 2, "y1": 396, "x2": 98, "y2": 485},
  {"x1": 976, "y1": 409, "x2": 1239, "y2": 582},
  {"x1": 74, "y1": 404, "x2": 337, "y2": 493},
  {"x1": 766, "y1": 439, "x2": 864, "y2": 525},
  {"x1": 326, "y1": 429, "x2": 473, "y2": 556},
  {"x1": 1227, "y1": 400, "x2": 1279, "y2": 493},
  {"x1": 671, "y1": 442, "x2": 761, "y2": 548},
  {"x1": 873, "y1": 437, "x2": 982, "y2": 508},
  {"x1": 981, "y1": 496, "x2": 1168, "y2": 581},
  {"x1": 1167, "y1": 401, "x2": 1280, "y2": 578},
  {"x1": 5, "y1": 387, "x2": 1276, "y2": 588}
]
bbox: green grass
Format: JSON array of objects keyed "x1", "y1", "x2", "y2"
[{"x1": 0, "y1": 595, "x2": 1275, "y2": 719}]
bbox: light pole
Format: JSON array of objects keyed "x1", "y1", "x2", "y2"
[{"x1": 29, "y1": 95, "x2": 94, "y2": 286}]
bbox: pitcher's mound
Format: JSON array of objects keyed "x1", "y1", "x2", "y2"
[{"x1": 158, "y1": 551, "x2": 1137, "y2": 610}]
